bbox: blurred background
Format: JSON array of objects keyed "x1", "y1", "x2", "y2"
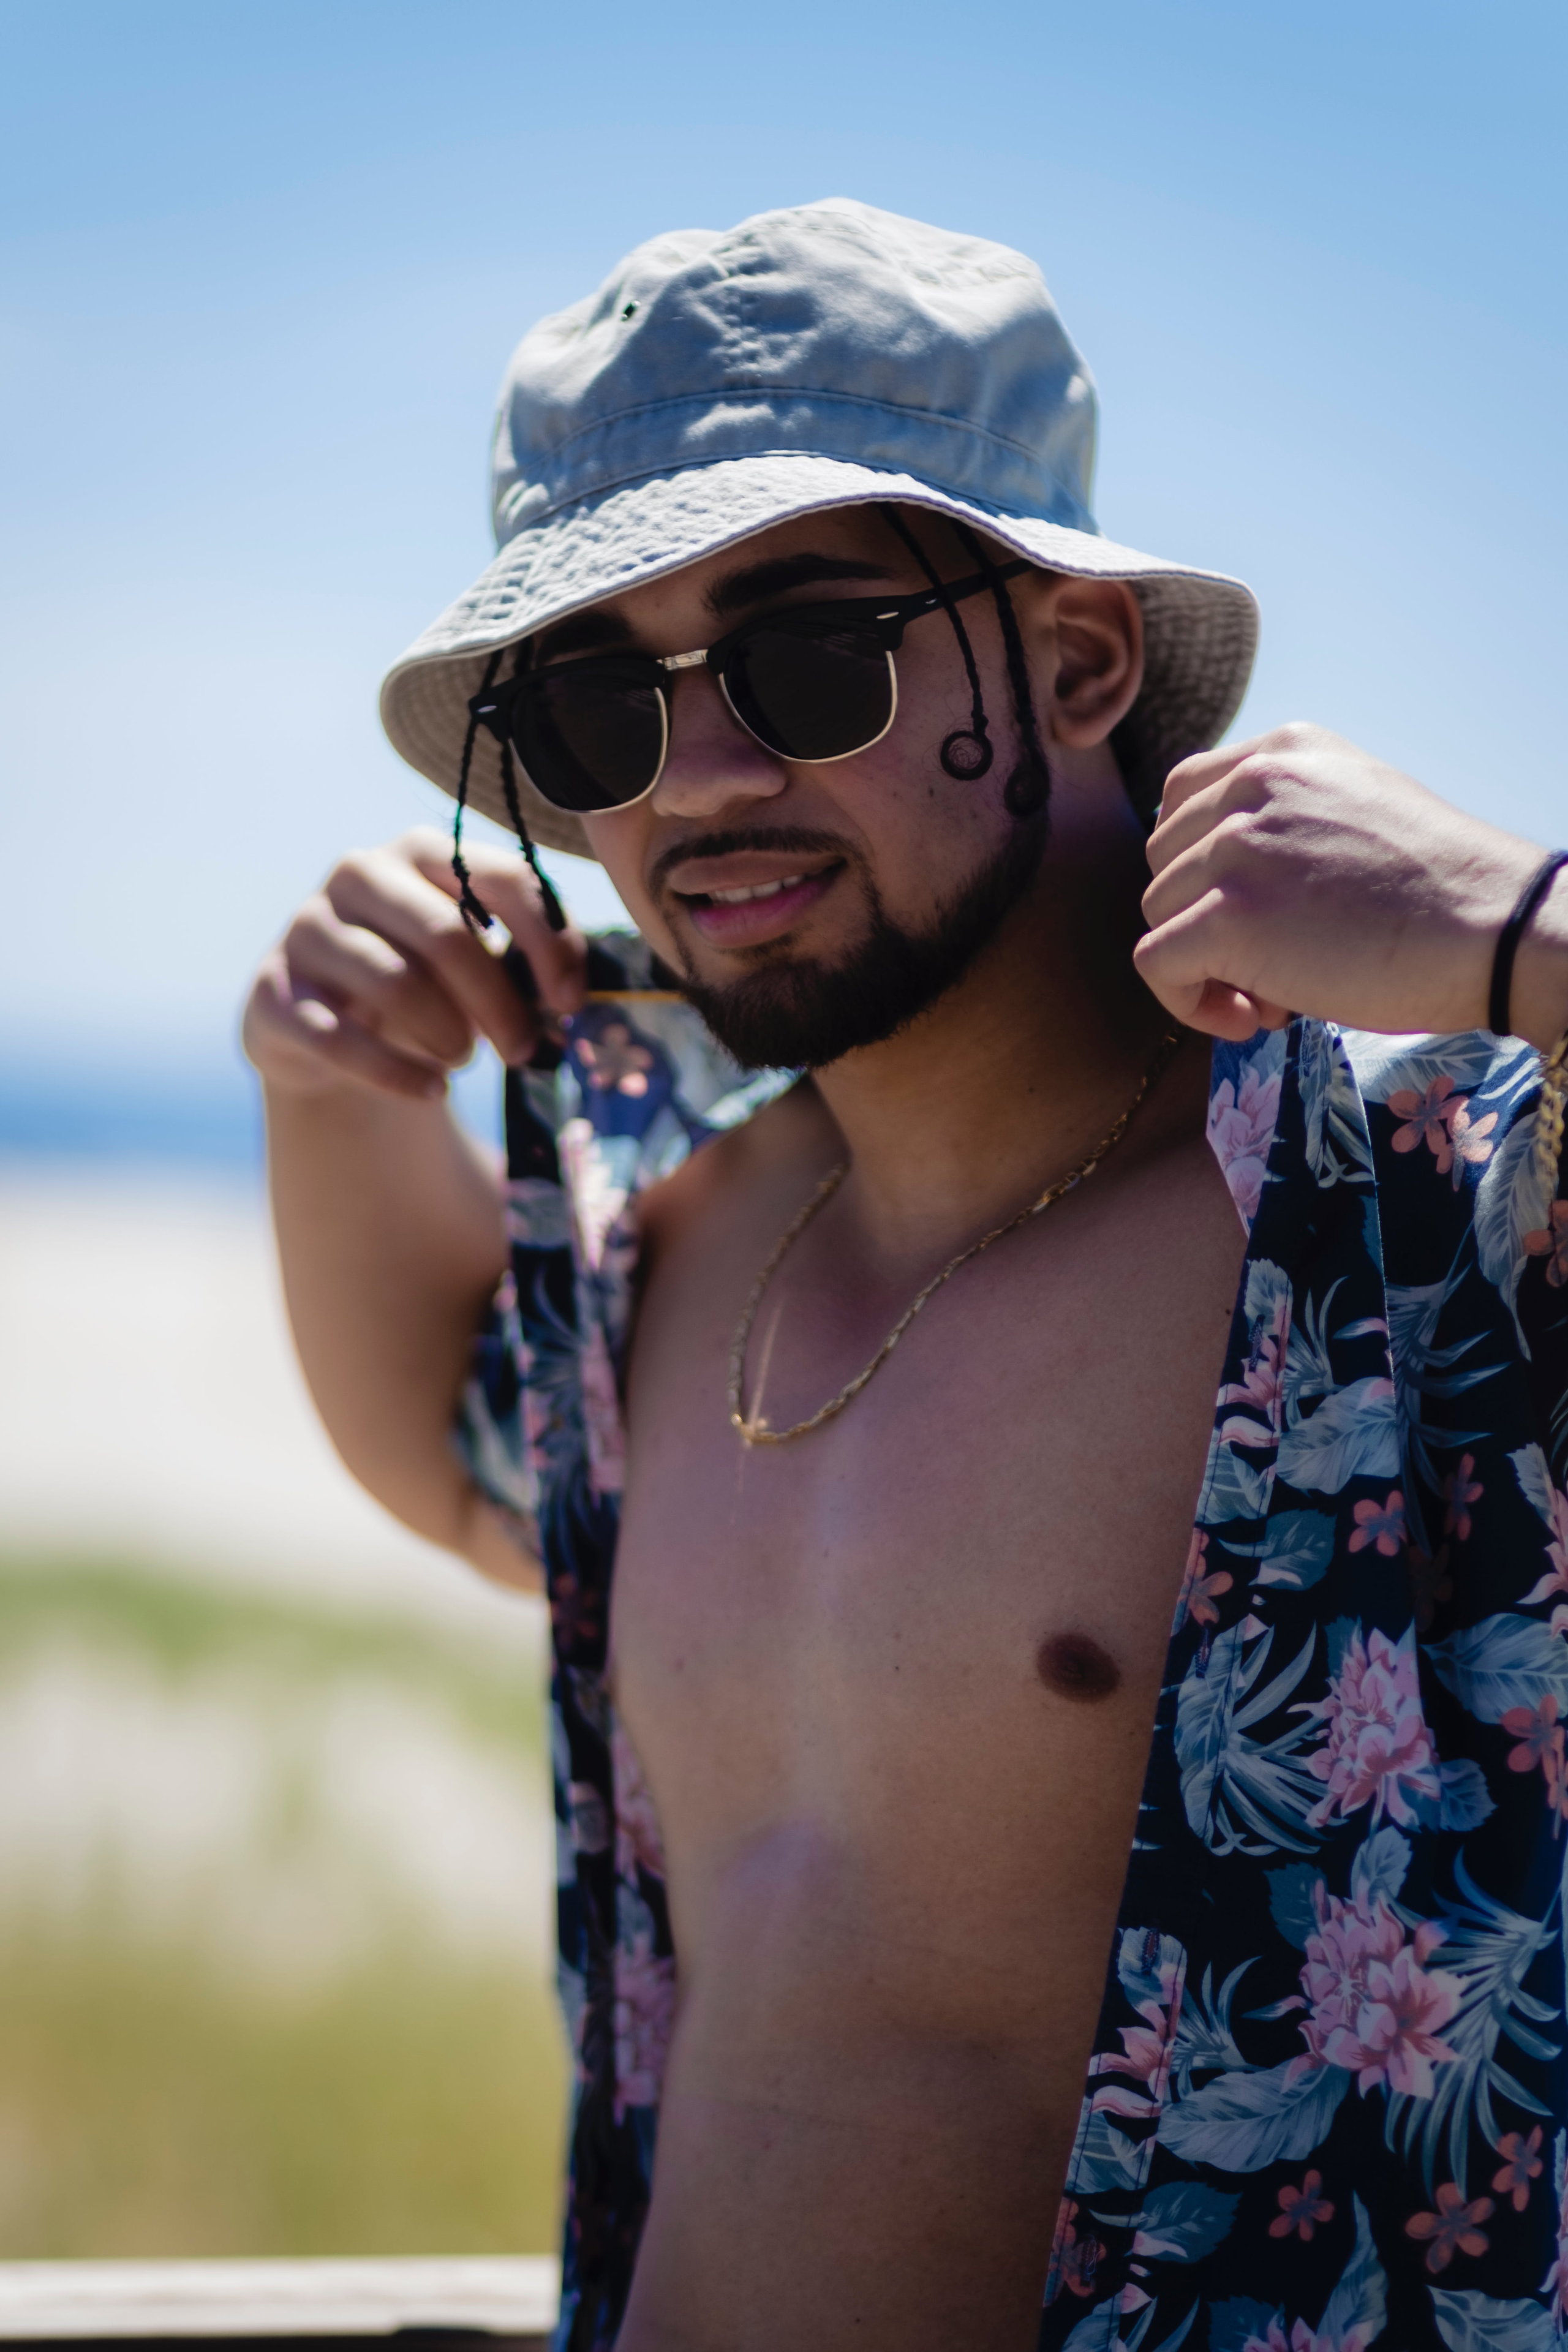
[{"x1": 1, "y1": 0, "x2": 1564, "y2": 2266}]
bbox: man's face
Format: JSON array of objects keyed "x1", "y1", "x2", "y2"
[{"x1": 557, "y1": 506, "x2": 1053, "y2": 1069}]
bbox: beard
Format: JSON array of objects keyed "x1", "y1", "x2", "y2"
[{"x1": 671, "y1": 809, "x2": 1049, "y2": 1072}]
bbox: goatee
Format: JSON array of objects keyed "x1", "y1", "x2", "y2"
[{"x1": 676, "y1": 813, "x2": 1048, "y2": 1072}]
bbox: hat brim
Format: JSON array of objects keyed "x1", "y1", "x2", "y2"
[{"x1": 380, "y1": 451, "x2": 1259, "y2": 860}]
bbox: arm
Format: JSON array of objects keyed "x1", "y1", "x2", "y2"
[
  {"x1": 1136, "y1": 723, "x2": 1568, "y2": 1050},
  {"x1": 243, "y1": 828, "x2": 587, "y2": 1591}
]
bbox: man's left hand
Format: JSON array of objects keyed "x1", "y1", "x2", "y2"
[{"x1": 1136, "y1": 723, "x2": 1568, "y2": 1047}]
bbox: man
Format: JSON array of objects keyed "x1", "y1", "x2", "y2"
[{"x1": 245, "y1": 201, "x2": 1568, "y2": 2352}]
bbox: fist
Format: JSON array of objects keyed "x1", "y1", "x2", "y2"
[
  {"x1": 1136, "y1": 723, "x2": 1552, "y2": 1042},
  {"x1": 243, "y1": 829, "x2": 587, "y2": 1099}
]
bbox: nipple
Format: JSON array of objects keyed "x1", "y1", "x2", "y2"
[{"x1": 1036, "y1": 1632, "x2": 1121, "y2": 1703}]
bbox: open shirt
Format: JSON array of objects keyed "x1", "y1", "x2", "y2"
[{"x1": 457, "y1": 933, "x2": 1568, "y2": 2352}]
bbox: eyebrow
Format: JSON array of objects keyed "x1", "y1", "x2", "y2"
[
  {"x1": 705, "y1": 550, "x2": 898, "y2": 618},
  {"x1": 532, "y1": 550, "x2": 900, "y2": 664}
]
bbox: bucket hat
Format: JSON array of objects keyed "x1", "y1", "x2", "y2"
[{"x1": 380, "y1": 197, "x2": 1259, "y2": 859}]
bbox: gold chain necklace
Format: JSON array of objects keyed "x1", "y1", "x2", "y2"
[{"x1": 728, "y1": 1027, "x2": 1184, "y2": 1446}]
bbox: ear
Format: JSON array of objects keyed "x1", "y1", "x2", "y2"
[{"x1": 1017, "y1": 576, "x2": 1145, "y2": 749}]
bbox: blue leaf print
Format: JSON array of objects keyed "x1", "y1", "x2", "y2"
[
  {"x1": 1297, "y1": 1020, "x2": 1374, "y2": 1188},
  {"x1": 1267, "y1": 1864, "x2": 1326, "y2": 1950},
  {"x1": 1387, "y1": 1856, "x2": 1558, "y2": 2194},
  {"x1": 1438, "y1": 1758, "x2": 1498, "y2": 1831},
  {"x1": 1066, "y1": 2092, "x2": 1147, "y2": 2196},
  {"x1": 1511, "y1": 1444, "x2": 1561, "y2": 1529},
  {"x1": 1176, "y1": 1623, "x2": 1324, "y2": 1856},
  {"x1": 1316, "y1": 2195, "x2": 1387, "y2": 2350},
  {"x1": 1131, "y1": 2180, "x2": 1240, "y2": 2262},
  {"x1": 1351, "y1": 1825, "x2": 1412, "y2": 1909},
  {"x1": 1158, "y1": 2056, "x2": 1351, "y2": 2170},
  {"x1": 1276, "y1": 1374, "x2": 1400, "y2": 1494},
  {"x1": 1429, "y1": 2288, "x2": 1558, "y2": 2351},
  {"x1": 1476, "y1": 1112, "x2": 1558, "y2": 1355},
  {"x1": 1426, "y1": 1615, "x2": 1568, "y2": 1724},
  {"x1": 1207, "y1": 2301, "x2": 1281, "y2": 2352},
  {"x1": 1172, "y1": 1960, "x2": 1254, "y2": 2094},
  {"x1": 1061, "y1": 2296, "x2": 1125, "y2": 2351},
  {"x1": 1254, "y1": 1509, "x2": 1336, "y2": 1591},
  {"x1": 1197, "y1": 1423, "x2": 1274, "y2": 1528}
]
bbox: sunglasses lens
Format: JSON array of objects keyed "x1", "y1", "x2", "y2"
[
  {"x1": 513, "y1": 668, "x2": 666, "y2": 812},
  {"x1": 723, "y1": 620, "x2": 894, "y2": 761}
]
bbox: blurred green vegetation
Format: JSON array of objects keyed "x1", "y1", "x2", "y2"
[{"x1": 0, "y1": 1555, "x2": 568, "y2": 2258}]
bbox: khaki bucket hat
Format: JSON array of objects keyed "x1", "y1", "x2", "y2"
[{"x1": 380, "y1": 197, "x2": 1259, "y2": 859}]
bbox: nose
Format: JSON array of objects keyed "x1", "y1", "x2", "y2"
[{"x1": 649, "y1": 667, "x2": 789, "y2": 821}]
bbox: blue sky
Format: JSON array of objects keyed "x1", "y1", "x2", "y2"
[{"x1": 2, "y1": 0, "x2": 1564, "y2": 1085}]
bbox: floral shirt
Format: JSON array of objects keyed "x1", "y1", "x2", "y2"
[{"x1": 457, "y1": 932, "x2": 1568, "y2": 2352}]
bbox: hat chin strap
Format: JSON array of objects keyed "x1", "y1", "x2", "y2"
[
  {"x1": 876, "y1": 504, "x2": 993, "y2": 780},
  {"x1": 452, "y1": 645, "x2": 568, "y2": 938}
]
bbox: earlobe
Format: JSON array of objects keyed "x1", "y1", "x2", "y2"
[{"x1": 1044, "y1": 581, "x2": 1145, "y2": 748}]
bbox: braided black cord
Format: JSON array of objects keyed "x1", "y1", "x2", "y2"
[
  {"x1": 948, "y1": 519, "x2": 1052, "y2": 820},
  {"x1": 876, "y1": 503, "x2": 993, "y2": 779},
  {"x1": 499, "y1": 731, "x2": 568, "y2": 934},
  {"x1": 452, "y1": 650, "x2": 505, "y2": 932}
]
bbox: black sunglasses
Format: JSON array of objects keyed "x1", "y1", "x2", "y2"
[{"x1": 467, "y1": 562, "x2": 1029, "y2": 816}]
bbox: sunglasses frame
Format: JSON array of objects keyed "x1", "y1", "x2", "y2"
[{"x1": 469, "y1": 560, "x2": 1029, "y2": 816}]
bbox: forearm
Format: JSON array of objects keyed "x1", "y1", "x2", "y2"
[{"x1": 263, "y1": 1075, "x2": 536, "y2": 1584}]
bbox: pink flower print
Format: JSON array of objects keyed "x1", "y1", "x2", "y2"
[
  {"x1": 1389, "y1": 1076, "x2": 1463, "y2": 1170},
  {"x1": 1521, "y1": 1481, "x2": 1568, "y2": 1607},
  {"x1": 1546, "y1": 1741, "x2": 1568, "y2": 1838},
  {"x1": 1299, "y1": 1625, "x2": 1440, "y2": 1830},
  {"x1": 1492, "y1": 2126, "x2": 1544, "y2": 2212},
  {"x1": 1175, "y1": 1528, "x2": 1234, "y2": 1632},
  {"x1": 1447, "y1": 1101, "x2": 1498, "y2": 1185},
  {"x1": 1442, "y1": 1455, "x2": 1484, "y2": 1543},
  {"x1": 1404, "y1": 2182, "x2": 1494, "y2": 2273},
  {"x1": 1294, "y1": 1890, "x2": 1405, "y2": 2073},
  {"x1": 576, "y1": 1020, "x2": 654, "y2": 1098},
  {"x1": 1349, "y1": 1490, "x2": 1408, "y2": 1558},
  {"x1": 1240, "y1": 2327, "x2": 1290, "y2": 2352},
  {"x1": 1090, "y1": 1954, "x2": 1181, "y2": 2117},
  {"x1": 1336, "y1": 1936, "x2": 1462, "y2": 2095},
  {"x1": 1502, "y1": 1694, "x2": 1563, "y2": 1774},
  {"x1": 614, "y1": 1934, "x2": 676, "y2": 2118},
  {"x1": 1268, "y1": 2169, "x2": 1335, "y2": 2241},
  {"x1": 1525, "y1": 1200, "x2": 1568, "y2": 1289},
  {"x1": 1048, "y1": 2192, "x2": 1109, "y2": 2305},
  {"x1": 1208, "y1": 1061, "x2": 1284, "y2": 1223},
  {"x1": 579, "y1": 1322, "x2": 627, "y2": 1500},
  {"x1": 1294, "y1": 1891, "x2": 1460, "y2": 2098},
  {"x1": 611, "y1": 1719, "x2": 667, "y2": 1883}
]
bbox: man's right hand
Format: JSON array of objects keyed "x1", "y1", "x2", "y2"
[{"x1": 243, "y1": 827, "x2": 588, "y2": 1099}]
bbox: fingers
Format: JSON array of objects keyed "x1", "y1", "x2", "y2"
[
  {"x1": 322, "y1": 842, "x2": 545, "y2": 1068},
  {"x1": 244, "y1": 947, "x2": 450, "y2": 1101},
  {"x1": 401, "y1": 827, "x2": 588, "y2": 1019},
  {"x1": 1133, "y1": 891, "x2": 1291, "y2": 1041}
]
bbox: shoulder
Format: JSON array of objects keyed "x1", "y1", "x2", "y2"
[{"x1": 635, "y1": 1079, "x2": 840, "y2": 1281}]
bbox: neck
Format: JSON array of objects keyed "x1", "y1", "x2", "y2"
[{"x1": 810, "y1": 806, "x2": 1170, "y2": 1272}]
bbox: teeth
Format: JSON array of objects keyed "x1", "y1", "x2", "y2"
[{"x1": 706, "y1": 875, "x2": 807, "y2": 905}]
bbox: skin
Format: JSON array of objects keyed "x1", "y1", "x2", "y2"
[{"x1": 245, "y1": 504, "x2": 1568, "y2": 2351}]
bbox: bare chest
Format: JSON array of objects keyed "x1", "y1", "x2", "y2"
[{"x1": 611, "y1": 1121, "x2": 1246, "y2": 1997}]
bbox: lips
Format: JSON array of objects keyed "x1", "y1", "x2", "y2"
[{"x1": 674, "y1": 865, "x2": 840, "y2": 948}]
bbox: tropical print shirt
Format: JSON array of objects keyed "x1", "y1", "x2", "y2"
[{"x1": 456, "y1": 930, "x2": 1568, "y2": 2352}]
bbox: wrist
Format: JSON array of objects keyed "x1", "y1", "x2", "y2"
[{"x1": 1509, "y1": 865, "x2": 1568, "y2": 1052}]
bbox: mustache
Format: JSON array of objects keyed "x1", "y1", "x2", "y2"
[{"x1": 649, "y1": 826, "x2": 856, "y2": 898}]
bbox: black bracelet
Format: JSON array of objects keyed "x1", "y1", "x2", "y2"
[{"x1": 1490, "y1": 850, "x2": 1568, "y2": 1038}]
